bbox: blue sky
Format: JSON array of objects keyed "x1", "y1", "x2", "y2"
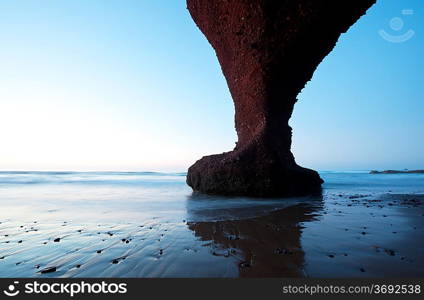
[{"x1": 0, "y1": 0, "x2": 422, "y2": 171}]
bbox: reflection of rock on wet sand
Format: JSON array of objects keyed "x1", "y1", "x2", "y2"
[
  {"x1": 2, "y1": 190, "x2": 422, "y2": 277},
  {"x1": 186, "y1": 197, "x2": 323, "y2": 277}
]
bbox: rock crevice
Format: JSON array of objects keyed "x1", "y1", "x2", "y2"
[{"x1": 186, "y1": 0, "x2": 376, "y2": 197}]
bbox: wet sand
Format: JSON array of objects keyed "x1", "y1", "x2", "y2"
[
  {"x1": 0, "y1": 192, "x2": 423, "y2": 277},
  {"x1": 301, "y1": 193, "x2": 424, "y2": 277}
]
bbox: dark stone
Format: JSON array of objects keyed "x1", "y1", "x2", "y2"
[
  {"x1": 40, "y1": 266, "x2": 57, "y2": 274},
  {"x1": 186, "y1": 0, "x2": 375, "y2": 196},
  {"x1": 384, "y1": 249, "x2": 395, "y2": 256}
]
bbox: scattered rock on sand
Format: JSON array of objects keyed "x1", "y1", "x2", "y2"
[
  {"x1": 239, "y1": 262, "x2": 251, "y2": 268},
  {"x1": 40, "y1": 267, "x2": 57, "y2": 274},
  {"x1": 384, "y1": 249, "x2": 396, "y2": 256}
]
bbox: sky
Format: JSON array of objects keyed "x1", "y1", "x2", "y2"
[{"x1": 0, "y1": 0, "x2": 422, "y2": 172}]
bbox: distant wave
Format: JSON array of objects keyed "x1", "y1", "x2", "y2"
[
  {"x1": 0, "y1": 171, "x2": 188, "y2": 185},
  {"x1": 318, "y1": 170, "x2": 370, "y2": 174},
  {"x1": 0, "y1": 171, "x2": 187, "y2": 175},
  {"x1": 0, "y1": 171, "x2": 76, "y2": 175}
]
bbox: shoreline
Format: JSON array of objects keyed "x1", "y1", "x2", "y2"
[{"x1": 0, "y1": 192, "x2": 423, "y2": 277}]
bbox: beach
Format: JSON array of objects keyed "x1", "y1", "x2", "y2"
[{"x1": 0, "y1": 171, "x2": 423, "y2": 277}]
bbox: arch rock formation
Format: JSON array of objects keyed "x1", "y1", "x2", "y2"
[{"x1": 186, "y1": 0, "x2": 376, "y2": 197}]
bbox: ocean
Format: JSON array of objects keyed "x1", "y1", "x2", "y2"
[{"x1": 0, "y1": 171, "x2": 423, "y2": 277}]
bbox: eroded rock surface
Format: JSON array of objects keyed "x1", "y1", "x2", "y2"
[{"x1": 186, "y1": 0, "x2": 376, "y2": 197}]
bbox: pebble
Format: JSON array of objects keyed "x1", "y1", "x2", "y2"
[
  {"x1": 40, "y1": 267, "x2": 57, "y2": 274},
  {"x1": 384, "y1": 249, "x2": 395, "y2": 256}
]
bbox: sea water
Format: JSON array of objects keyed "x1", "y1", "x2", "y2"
[
  {"x1": 0, "y1": 171, "x2": 423, "y2": 223},
  {"x1": 0, "y1": 171, "x2": 423, "y2": 277}
]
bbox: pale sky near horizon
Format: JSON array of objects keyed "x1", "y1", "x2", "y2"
[{"x1": 0, "y1": 0, "x2": 423, "y2": 172}]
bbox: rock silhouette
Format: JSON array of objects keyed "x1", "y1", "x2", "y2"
[{"x1": 186, "y1": 0, "x2": 376, "y2": 196}]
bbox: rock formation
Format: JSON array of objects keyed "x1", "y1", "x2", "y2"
[
  {"x1": 370, "y1": 170, "x2": 424, "y2": 174},
  {"x1": 186, "y1": 0, "x2": 376, "y2": 197}
]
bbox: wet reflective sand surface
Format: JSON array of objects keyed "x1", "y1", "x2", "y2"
[{"x1": 0, "y1": 172, "x2": 423, "y2": 277}]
